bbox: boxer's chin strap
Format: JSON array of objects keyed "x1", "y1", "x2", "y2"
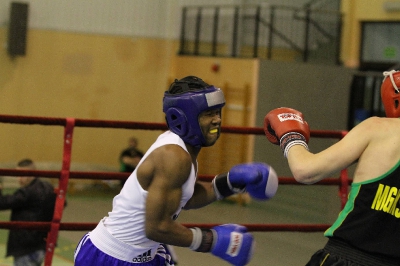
[{"x1": 383, "y1": 70, "x2": 400, "y2": 93}]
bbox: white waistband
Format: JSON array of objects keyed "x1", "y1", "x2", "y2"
[{"x1": 90, "y1": 218, "x2": 159, "y2": 263}]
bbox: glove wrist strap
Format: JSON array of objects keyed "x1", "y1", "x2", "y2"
[
  {"x1": 189, "y1": 227, "x2": 214, "y2": 252},
  {"x1": 212, "y1": 173, "x2": 234, "y2": 200},
  {"x1": 212, "y1": 173, "x2": 246, "y2": 200},
  {"x1": 280, "y1": 132, "x2": 309, "y2": 158}
]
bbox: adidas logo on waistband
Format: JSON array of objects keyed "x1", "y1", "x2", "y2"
[{"x1": 132, "y1": 249, "x2": 152, "y2": 263}]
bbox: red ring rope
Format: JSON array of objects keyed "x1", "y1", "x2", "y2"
[{"x1": 0, "y1": 114, "x2": 350, "y2": 265}]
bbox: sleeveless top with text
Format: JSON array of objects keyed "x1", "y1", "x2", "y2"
[{"x1": 324, "y1": 160, "x2": 400, "y2": 258}]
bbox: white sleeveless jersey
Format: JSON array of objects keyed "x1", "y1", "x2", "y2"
[{"x1": 103, "y1": 131, "x2": 196, "y2": 248}]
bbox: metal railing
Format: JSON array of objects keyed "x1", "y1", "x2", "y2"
[{"x1": 178, "y1": 4, "x2": 342, "y2": 64}]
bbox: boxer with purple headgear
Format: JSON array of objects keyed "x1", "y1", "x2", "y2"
[{"x1": 74, "y1": 76, "x2": 278, "y2": 266}]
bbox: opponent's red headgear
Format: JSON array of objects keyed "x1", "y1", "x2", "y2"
[{"x1": 381, "y1": 70, "x2": 400, "y2": 118}]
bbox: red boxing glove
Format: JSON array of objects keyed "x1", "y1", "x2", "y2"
[{"x1": 264, "y1": 107, "x2": 310, "y2": 157}]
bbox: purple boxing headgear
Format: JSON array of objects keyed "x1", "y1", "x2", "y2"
[{"x1": 163, "y1": 76, "x2": 225, "y2": 147}]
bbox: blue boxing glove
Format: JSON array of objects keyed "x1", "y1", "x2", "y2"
[
  {"x1": 212, "y1": 162, "x2": 278, "y2": 200},
  {"x1": 189, "y1": 224, "x2": 254, "y2": 266}
]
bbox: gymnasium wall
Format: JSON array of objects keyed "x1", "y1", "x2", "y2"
[
  {"x1": 0, "y1": 29, "x2": 175, "y2": 169},
  {"x1": 340, "y1": 0, "x2": 400, "y2": 67},
  {"x1": 253, "y1": 60, "x2": 355, "y2": 176},
  {"x1": 0, "y1": 0, "x2": 399, "y2": 174},
  {"x1": 0, "y1": 28, "x2": 258, "y2": 173}
]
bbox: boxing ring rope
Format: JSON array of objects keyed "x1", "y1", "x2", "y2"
[{"x1": 0, "y1": 114, "x2": 350, "y2": 265}]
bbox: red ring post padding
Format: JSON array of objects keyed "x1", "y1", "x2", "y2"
[{"x1": 44, "y1": 118, "x2": 75, "y2": 266}]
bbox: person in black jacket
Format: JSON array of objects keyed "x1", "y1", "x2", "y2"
[{"x1": 0, "y1": 158, "x2": 56, "y2": 266}]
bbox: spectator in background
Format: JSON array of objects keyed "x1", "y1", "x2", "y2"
[
  {"x1": 119, "y1": 136, "x2": 144, "y2": 187},
  {"x1": 0, "y1": 158, "x2": 57, "y2": 266}
]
